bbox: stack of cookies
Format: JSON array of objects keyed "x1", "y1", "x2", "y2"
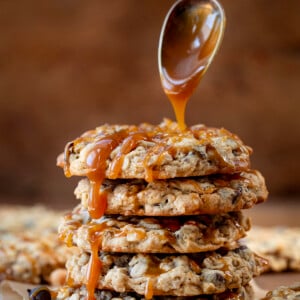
[{"x1": 56, "y1": 119, "x2": 268, "y2": 300}]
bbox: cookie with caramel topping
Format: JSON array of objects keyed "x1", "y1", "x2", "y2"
[
  {"x1": 64, "y1": 246, "x2": 267, "y2": 297},
  {"x1": 55, "y1": 284, "x2": 254, "y2": 299},
  {"x1": 75, "y1": 170, "x2": 267, "y2": 216},
  {"x1": 57, "y1": 119, "x2": 252, "y2": 181},
  {"x1": 59, "y1": 207, "x2": 250, "y2": 253}
]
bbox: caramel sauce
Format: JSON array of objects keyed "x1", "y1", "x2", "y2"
[
  {"x1": 144, "y1": 262, "x2": 165, "y2": 299},
  {"x1": 88, "y1": 181, "x2": 108, "y2": 220},
  {"x1": 59, "y1": 229, "x2": 73, "y2": 248},
  {"x1": 58, "y1": 213, "x2": 76, "y2": 247},
  {"x1": 66, "y1": 272, "x2": 74, "y2": 287},
  {"x1": 143, "y1": 134, "x2": 183, "y2": 182},
  {"x1": 85, "y1": 222, "x2": 109, "y2": 300},
  {"x1": 143, "y1": 143, "x2": 169, "y2": 182},
  {"x1": 108, "y1": 132, "x2": 149, "y2": 179},
  {"x1": 86, "y1": 238, "x2": 102, "y2": 300},
  {"x1": 85, "y1": 133, "x2": 125, "y2": 219},
  {"x1": 145, "y1": 277, "x2": 154, "y2": 300},
  {"x1": 159, "y1": 0, "x2": 224, "y2": 130},
  {"x1": 84, "y1": 130, "x2": 153, "y2": 219}
]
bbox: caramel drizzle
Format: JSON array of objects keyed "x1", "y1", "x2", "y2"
[
  {"x1": 82, "y1": 128, "x2": 167, "y2": 300},
  {"x1": 107, "y1": 132, "x2": 149, "y2": 179},
  {"x1": 145, "y1": 277, "x2": 154, "y2": 300},
  {"x1": 87, "y1": 139, "x2": 119, "y2": 219},
  {"x1": 86, "y1": 222, "x2": 111, "y2": 300},
  {"x1": 84, "y1": 132, "x2": 128, "y2": 300},
  {"x1": 63, "y1": 125, "x2": 195, "y2": 217},
  {"x1": 86, "y1": 235, "x2": 102, "y2": 300},
  {"x1": 62, "y1": 124, "x2": 220, "y2": 300},
  {"x1": 159, "y1": 1, "x2": 224, "y2": 130}
]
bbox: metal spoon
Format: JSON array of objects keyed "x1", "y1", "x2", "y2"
[{"x1": 158, "y1": 0, "x2": 226, "y2": 130}]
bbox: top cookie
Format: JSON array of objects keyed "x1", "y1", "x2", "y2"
[{"x1": 57, "y1": 119, "x2": 252, "y2": 181}]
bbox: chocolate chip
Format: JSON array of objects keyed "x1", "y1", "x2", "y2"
[
  {"x1": 214, "y1": 272, "x2": 225, "y2": 284},
  {"x1": 28, "y1": 287, "x2": 51, "y2": 300},
  {"x1": 232, "y1": 148, "x2": 242, "y2": 156},
  {"x1": 114, "y1": 254, "x2": 131, "y2": 267},
  {"x1": 231, "y1": 186, "x2": 242, "y2": 204},
  {"x1": 238, "y1": 244, "x2": 248, "y2": 251}
]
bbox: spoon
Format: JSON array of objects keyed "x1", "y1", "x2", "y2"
[{"x1": 158, "y1": 0, "x2": 225, "y2": 130}]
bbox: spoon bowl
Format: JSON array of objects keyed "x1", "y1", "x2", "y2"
[{"x1": 158, "y1": 0, "x2": 225, "y2": 129}]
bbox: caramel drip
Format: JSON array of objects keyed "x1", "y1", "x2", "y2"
[
  {"x1": 159, "y1": 1, "x2": 224, "y2": 130},
  {"x1": 58, "y1": 213, "x2": 76, "y2": 247},
  {"x1": 59, "y1": 229, "x2": 73, "y2": 248},
  {"x1": 86, "y1": 131, "x2": 129, "y2": 219},
  {"x1": 145, "y1": 277, "x2": 154, "y2": 300},
  {"x1": 84, "y1": 131, "x2": 131, "y2": 300},
  {"x1": 66, "y1": 272, "x2": 74, "y2": 287},
  {"x1": 143, "y1": 133, "x2": 189, "y2": 181},
  {"x1": 82, "y1": 128, "x2": 193, "y2": 300},
  {"x1": 88, "y1": 181, "x2": 107, "y2": 220},
  {"x1": 143, "y1": 143, "x2": 168, "y2": 182},
  {"x1": 108, "y1": 132, "x2": 149, "y2": 179},
  {"x1": 85, "y1": 222, "x2": 109, "y2": 300},
  {"x1": 144, "y1": 261, "x2": 166, "y2": 299},
  {"x1": 166, "y1": 76, "x2": 201, "y2": 131},
  {"x1": 86, "y1": 238, "x2": 102, "y2": 300}
]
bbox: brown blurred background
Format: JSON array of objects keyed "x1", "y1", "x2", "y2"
[{"x1": 0, "y1": 0, "x2": 299, "y2": 209}]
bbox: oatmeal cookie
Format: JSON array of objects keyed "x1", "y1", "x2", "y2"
[
  {"x1": 57, "y1": 119, "x2": 252, "y2": 180},
  {"x1": 245, "y1": 226, "x2": 300, "y2": 272},
  {"x1": 75, "y1": 170, "x2": 267, "y2": 216},
  {"x1": 0, "y1": 205, "x2": 62, "y2": 233},
  {"x1": 59, "y1": 207, "x2": 250, "y2": 253},
  {"x1": 55, "y1": 284, "x2": 254, "y2": 299},
  {"x1": 0, "y1": 205, "x2": 77, "y2": 285},
  {"x1": 261, "y1": 282, "x2": 300, "y2": 299},
  {"x1": 65, "y1": 246, "x2": 267, "y2": 296}
]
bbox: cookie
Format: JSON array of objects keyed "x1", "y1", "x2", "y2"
[
  {"x1": 59, "y1": 207, "x2": 250, "y2": 253},
  {"x1": 261, "y1": 282, "x2": 300, "y2": 300},
  {"x1": 55, "y1": 284, "x2": 254, "y2": 299},
  {"x1": 65, "y1": 246, "x2": 267, "y2": 296},
  {"x1": 245, "y1": 226, "x2": 300, "y2": 272},
  {"x1": 0, "y1": 205, "x2": 62, "y2": 233},
  {"x1": 0, "y1": 205, "x2": 77, "y2": 285},
  {"x1": 57, "y1": 119, "x2": 252, "y2": 181},
  {"x1": 75, "y1": 170, "x2": 267, "y2": 216}
]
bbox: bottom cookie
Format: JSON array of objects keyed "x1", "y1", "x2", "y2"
[
  {"x1": 55, "y1": 284, "x2": 254, "y2": 300},
  {"x1": 66, "y1": 246, "x2": 267, "y2": 296}
]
